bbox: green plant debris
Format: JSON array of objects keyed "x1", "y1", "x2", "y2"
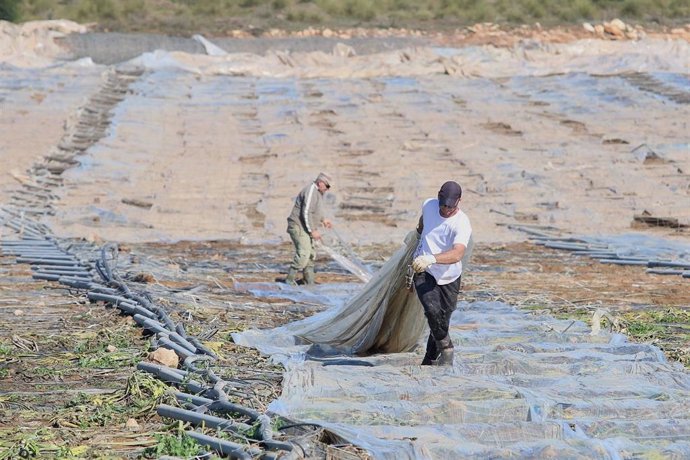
[
  {"x1": 77, "y1": 351, "x2": 140, "y2": 369},
  {"x1": 73, "y1": 326, "x2": 138, "y2": 353},
  {"x1": 125, "y1": 371, "x2": 179, "y2": 416},
  {"x1": 0, "y1": 428, "x2": 67, "y2": 460},
  {"x1": 0, "y1": 340, "x2": 12, "y2": 356},
  {"x1": 549, "y1": 306, "x2": 690, "y2": 369},
  {"x1": 143, "y1": 431, "x2": 203, "y2": 458},
  {"x1": 619, "y1": 308, "x2": 690, "y2": 368}
]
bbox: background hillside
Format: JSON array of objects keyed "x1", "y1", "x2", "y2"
[{"x1": 2, "y1": 0, "x2": 689, "y2": 35}]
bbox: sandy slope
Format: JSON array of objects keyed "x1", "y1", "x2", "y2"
[{"x1": 1, "y1": 20, "x2": 688, "y2": 247}]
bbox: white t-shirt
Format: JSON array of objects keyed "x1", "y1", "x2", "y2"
[{"x1": 415, "y1": 198, "x2": 472, "y2": 285}]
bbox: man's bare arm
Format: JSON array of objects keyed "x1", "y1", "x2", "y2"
[{"x1": 432, "y1": 243, "x2": 466, "y2": 264}]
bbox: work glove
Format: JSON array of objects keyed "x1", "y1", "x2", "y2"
[{"x1": 412, "y1": 254, "x2": 436, "y2": 273}]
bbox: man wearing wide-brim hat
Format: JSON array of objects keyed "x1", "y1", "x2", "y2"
[{"x1": 284, "y1": 172, "x2": 333, "y2": 285}]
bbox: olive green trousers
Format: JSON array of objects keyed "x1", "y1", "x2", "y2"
[{"x1": 287, "y1": 223, "x2": 315, "y2": 271}]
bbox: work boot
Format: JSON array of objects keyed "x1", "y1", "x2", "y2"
[
  {"x1": 434, "y1": 335, "x2": 454, "y2": 367},
  {"x1": 436, "y1": 348, "x2": 454, "y2": 366},
  {"x1": 284, "y1": 268, "x2": 298, "y2": 286},
  {"x1": 303, "y1": 266, "x2": 315, "y2": 285},
  {"x1": 421, "y1": 334, "x2": 438, "y2": 365}
]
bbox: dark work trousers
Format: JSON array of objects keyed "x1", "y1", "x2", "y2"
[{"x1": 414, "y1": 271, "x2": 461, "y2": 364}]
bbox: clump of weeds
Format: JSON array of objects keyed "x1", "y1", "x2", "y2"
[
  {"x1": 143, "y1": 423, "x2": 205, "y2": 458},
  {"x1": 546, "y1": 304, "x2": 690, "y2": 369}
]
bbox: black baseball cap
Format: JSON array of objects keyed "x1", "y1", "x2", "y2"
[{"x1": 438, "y1": 181, "x2": 462, "y2": 207}]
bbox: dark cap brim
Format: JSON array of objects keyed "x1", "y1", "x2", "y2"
[{"x1": 439, "y1": 197, "x2": 460, "y2": 207}]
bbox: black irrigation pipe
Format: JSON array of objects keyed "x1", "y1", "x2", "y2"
[
  {"x1": 115, "y1": 302, "x2": 159, "y2": 320},
  {"x1": 157, "y1": 404, "x2": 253, "y2": 434},
  {"x1": 15, "y1": 253, "x2": 77, "y2": 259},
  {"x1": 187, "y1": 337, "x2": 219, "y2": 360},
  {"x1": 1, "y1": 249, "x2": 59, "y2": 255},
  {"x1": 2, "y1": 218, "x2": 296, "y2": 459},
  {"x1": 137, "y1": 362, "x2": 208, "y2": 394},
  {"x1": 510, "y1": 225, "x2": 690, "y2": 280},
  {"x1": 33, "y1": 273, "x2": 91, "y2": 283},
  {"x1": 599, "y1": 259, "x2": 650, "y2": 266},
  {"x1": 33, "y1": 266, "x2": 91, "y2": 273},
  {"x1": 16, "y1": 258, "x2": 80, "y2": 266},
  {"x1": 158, "y1": 336, "x2": 195, "y2": 360},
  {"x1": 174, "y1": 391, "x2": 261, "y2": 421},
  {"x1": 648, "y1": 260, "x2": 690, "y2": 270},
  {"x1": 184, "y1": 431, "x2": 255, "y2": 460},
  {"x1": 0, "y1": 241, "x2": 55, "y2": 247},
  {"x1": 646, "y1": 269, "x2": 685, "y2": 276}
]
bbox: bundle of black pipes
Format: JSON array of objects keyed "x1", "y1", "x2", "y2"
[
  {"x1": 1, "y1": 214, "x2": 296, "y2": 459},
  {"x1": 509, "y1": 224, "x2": 690, "y2": 280}
]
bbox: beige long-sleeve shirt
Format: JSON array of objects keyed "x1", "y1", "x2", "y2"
[{"x1": 287, "y1": 182, "x2": 324, "y2": 234}]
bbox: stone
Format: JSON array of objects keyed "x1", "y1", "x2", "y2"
[
  {"x1": 125, "y1": 418, "x2": 139, "y2": 431},
  {"x1": 610, "y1": 18, "x2": 626, "y2": 30},
  {"x1": 148, "y1": 347, "x2": 179, "y2": 368},
  {"x1": 583, "y1": 22, "x2": 595, "y2": 33},
  {"x1": 604, "y1": 21, "x2": 625, "y2": 39}
]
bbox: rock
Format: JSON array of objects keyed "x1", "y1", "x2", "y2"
[
  {"x1": 106, "y1": 344, "x2": 118, "y2": 353},
  {"x1": 13, "y1": 309, "x2": 23, "y2": 316},
  {"x1": 594, "y1": 24, "x2": 605, "y2": 37},
  {"x1": 148, "y1": 347, "x2": 179, "y2": 368},
  {"x1": 131, "y1": 272, "x2": 155, "y2": 283},
  {"x1": 632, "y1": 144, "x2": 666, "y2": 164},
  {"x1": 610, "y1": 18, "x2": 626, "y2": 30},
  {"x1": 625, "y1": 30, "x2": 639, "y2": 40},
  {"x1": 604, "y1": 21, "x2": 625, "y2": 39},
  {"x1": 583, "y1": 23, "x2": 595, "y2": 33},
  {"x1": 322, "y1": 28, "x2": 333, "y2": 38},
  {"x1": 125, "y1": 418, "x2": 139, "y2": 431}
]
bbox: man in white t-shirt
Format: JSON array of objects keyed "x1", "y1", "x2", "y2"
[{"x1": 412, "y1": 180, "x2": 472, "y2": 366}]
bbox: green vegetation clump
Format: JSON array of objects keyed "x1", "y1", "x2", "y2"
[
  {"x1": 550, "y1": 306, "x2": 690, "y2": 369},
  {"x1": 13, "y1": 0, "x2": 690, "y2": 33},
  {"x1": 144, "y1": 431, "x2": 203, "y2": 458},
  {"x1": 0, "y1": 0, "x2": 19, "y2": 21}
]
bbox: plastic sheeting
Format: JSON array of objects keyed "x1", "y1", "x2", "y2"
[
  {"x1": 234, "y1": 243, "x2": 690, "y2": 459},
  {"x1": 237, "y1": 231, "x2": 426, "y2": 357},
  {"x1": 319, "y1": 228, "x2": 374, "y2": 283}
]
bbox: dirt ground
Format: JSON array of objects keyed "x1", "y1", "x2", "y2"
[
  {"x1": 1, "y1": 236, "x2": 687, "y2": 456},
  {"x1": 1, "y1": 19, "x2": 688, "y2": 458}
]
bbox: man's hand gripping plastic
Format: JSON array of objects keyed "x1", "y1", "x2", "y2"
[{"x1": 412, "y1": 254, "x2": 436, "y2": 273}]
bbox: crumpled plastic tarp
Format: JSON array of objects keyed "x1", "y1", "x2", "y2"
[
  {"x1": 234, "y1": 234, "x2": 690, "y2": 459},
  {"x1": 235, "y1": 231, "x2": 427, "y2": 357}
]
